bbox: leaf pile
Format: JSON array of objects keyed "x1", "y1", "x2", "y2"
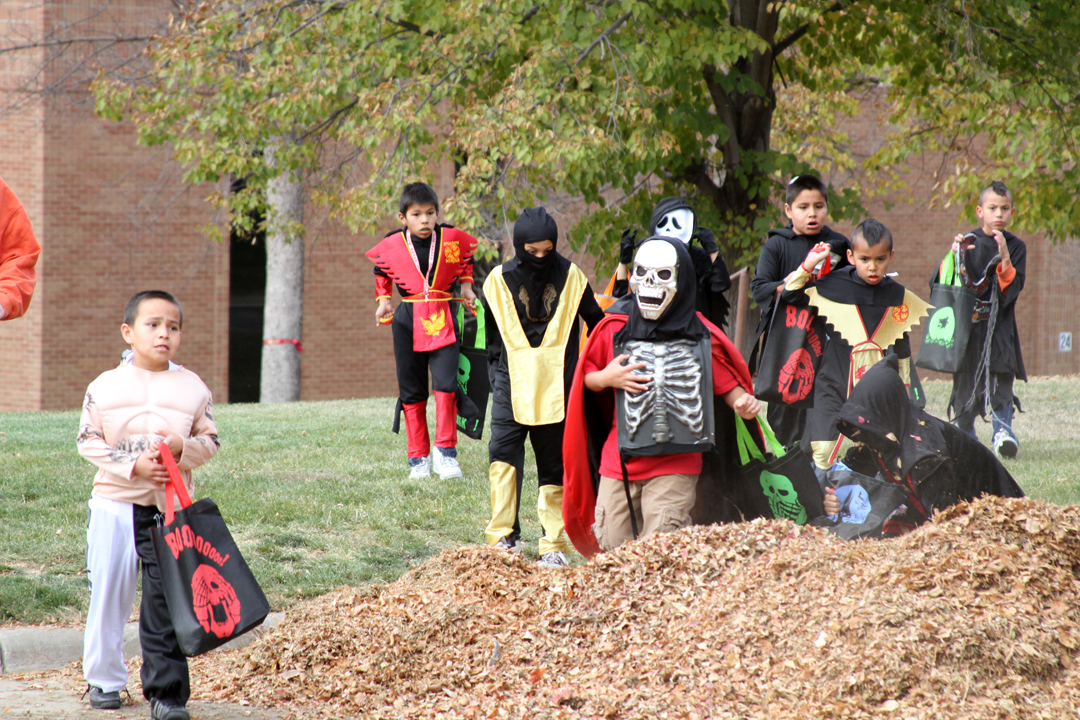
[{"x1": 192, "y1": 496, "x2": 1080, "y2": 719}]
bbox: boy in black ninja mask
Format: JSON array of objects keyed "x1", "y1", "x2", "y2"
[{"x1": 482, "y1": 207, "x2": 604, "y2": 567}]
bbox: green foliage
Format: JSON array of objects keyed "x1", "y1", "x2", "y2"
[{"x1": 93, "y1": 0, "x2": 1080, "y2": 265}]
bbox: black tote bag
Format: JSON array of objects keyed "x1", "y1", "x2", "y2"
[
  {"x1": 753, "y1": 298, "x2": 826, "y2": 409},
  {"x1": 810, "y1": 469, "x2": 908, "y2": 540},
  {"x1": 152, "y1": 446, "x2": 270, "y2": 657},
  {"x1": 735, "y1": 416, "x2": 825, "y2": 524},
  {"x1": 916, "y1": 250, "x2": 975, "y2": 374},
  {"x1": 455, "y1": 302, "x2": 490, "y2": 440}
]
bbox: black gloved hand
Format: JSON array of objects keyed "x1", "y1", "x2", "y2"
[
  {"x1": 696, "y1": 227, "x2": 719, "y2": 255},
  {"x1": 619, "y1": 228, "x2": 637, "y2": 265}
]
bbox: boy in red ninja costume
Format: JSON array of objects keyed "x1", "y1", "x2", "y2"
[{"x1": 369, "y1": 182, "x2": 479, "y2": 480}]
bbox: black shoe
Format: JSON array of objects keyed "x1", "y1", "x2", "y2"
[
  {"x1": 150, "y1": 697, "x2": 191, "y2": 720},
  {"x1": 88, "y1": 685, "x2": 121, "y2": 710}
]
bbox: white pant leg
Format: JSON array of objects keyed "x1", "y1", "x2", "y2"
[{"x1": 82, "y1": 495, "x2": 139, "y2": 692}]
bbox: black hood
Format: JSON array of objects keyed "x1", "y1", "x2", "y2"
[
  {"x1": 503, "y1": 206, "x2": 569, "y2": 337},
  {"x1": 611, "y1": 236, "x2": 709, "y2": 343},
  {"x1": 649, "y1": 197, "x2": 696, "y2": 239},
  {"x1": 837, "y1": 354, "x2": 945, "y2": 478}
]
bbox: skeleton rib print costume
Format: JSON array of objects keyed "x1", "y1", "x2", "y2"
[{"x1": 563, "y1": 236, "x2": 758, "y2": 556}]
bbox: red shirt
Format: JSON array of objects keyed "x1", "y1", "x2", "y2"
[
  {"x1": 581, "y1": 319, "x2": 742, "y2": 481},
  {"x1": 0, "y1": 178, "x2": 41, "y2": 320}
]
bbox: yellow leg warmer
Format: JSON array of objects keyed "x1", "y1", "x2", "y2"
[
  {"x1": 485, "y1": 461, "x2": 518, "y2": 546},
  {"x1": 537, "y1": 485, "x2": 569, "y2": 555},
  {"x1": 810, "y1": 439, "x2": 839, "y2": 471}
]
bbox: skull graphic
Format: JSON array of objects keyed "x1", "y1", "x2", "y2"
[
  {"x1": 652, "y1": 207, "x2": 695, "y2": 244},
  {"x1": 834, "y1": 484, "x2": 872, "y2": 524},
  {"x1": 759, "y1": 471, "x2": 806, "y2": 523},
  {"x1": 457, "y1": 353, "x2": 471, "y2": 393},
  {"x1": 778, "y1": 348, "x2": 815, "y2": 403},
  {"x1": 926, "y1": 306, "x2": 955, "y2": 348},
  {"x1": 630, "y1": 240, "x2": 679, "y2": 320},
  {"x1": 191, "y1": 564, "x2": 242, "y2": 639}
]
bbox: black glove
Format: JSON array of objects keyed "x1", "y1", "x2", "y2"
[
  {"x1": 619, "y1": 228, "x2": 637, "y2": 265},
  {"x1": 696, "y1": 227, "x2": 719, "y2": 255}
]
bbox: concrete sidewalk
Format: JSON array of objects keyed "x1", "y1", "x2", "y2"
[
  {"x1": 0, "y1": 675, "x2": 284, "y2": 719},
  {"x1": 0, "y1": 615, "x2": 287, "y2": 719},
  {"x1": 0, "y1": 613, "x2": 284, "y2": 674}
]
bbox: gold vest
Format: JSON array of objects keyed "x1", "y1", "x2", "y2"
[{"x1": 484, "y1": 264, "x2": 587, "y2": 425}]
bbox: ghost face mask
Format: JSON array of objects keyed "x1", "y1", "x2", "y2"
[
  {"x1": 652, "y1": 207, "x2": 695, "y2": 244},
  {"x1": 630, "y1": 240, "x2": 679, "y2": 320}
]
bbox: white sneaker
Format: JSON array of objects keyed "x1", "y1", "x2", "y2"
[
  {"x1": 993, "y1": 429, "x2": 1018, "y2": 459},
  {"x1": 432, "y1": 448, "x2": 463, "y2": 479},
  {"x1": 408, "y1": 456, "x2": 431, "y2": 479},
  {"x1": 494, "y1": 536, "x2": 523, "y2": 554},
  {"x1": 537, "y1": 551, "x2": 569, "y2": 568}
]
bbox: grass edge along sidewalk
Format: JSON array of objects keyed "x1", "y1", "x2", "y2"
[{"x1": 2, "y1": 377, "x2": 1079, "y2": 626}]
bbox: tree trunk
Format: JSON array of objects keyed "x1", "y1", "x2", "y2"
[{"x1": 260, "y1": 140, "x2": 305, "y2": 403}]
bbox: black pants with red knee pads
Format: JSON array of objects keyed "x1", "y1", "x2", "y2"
[{"x1": 392, "y1": 303, "x2": 460, "y2": 457}]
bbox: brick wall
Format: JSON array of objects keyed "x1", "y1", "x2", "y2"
[
  {"x1": 1, "y1": 0, "x2": 229, "y2": 411},
  {"x1": 822, "y1": 94, "x2": 1080, "y2": 382}
]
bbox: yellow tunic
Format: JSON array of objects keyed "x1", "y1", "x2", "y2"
[{"x1": 484, "y1": 264, "x2": 587, "y2": 425}]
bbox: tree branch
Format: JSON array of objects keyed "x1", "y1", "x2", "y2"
[
  {"x1": 0, "y1": 36, "x2": 151, "y2": 55},
  {"x1": 772, "y1": 1, "x2": 847, "y2": 57},
  {"x1": 574, "y1": 11, "x2": 632, "y2": 66}
]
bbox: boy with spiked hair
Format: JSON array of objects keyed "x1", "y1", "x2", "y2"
[
  {"x1": 369, "y1": 181, "x2": 479, "y2": 480},
  {"x1": 78, "y1": 291, "x2": 219, "y2": 720},
  {"x1": 943, "y1": 180, "x2": 1026, "y2": 458},
  {"x1": 786, "y1": 219, "x2": 931, "y2": 470}
]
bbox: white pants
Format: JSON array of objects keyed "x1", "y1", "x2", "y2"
[{"x1": 83, "y1": 495, "x2": 139, "y2": 692}]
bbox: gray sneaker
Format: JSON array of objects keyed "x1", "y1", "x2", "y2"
[
  {"x1": 993, "y1": 429, "x2": 1018, "y2": 459},
  {"x1": 150, "y1": 697, "x2": 190, "y2": 720},
  {"x1": 432, "y1": 448, "x2": 463, "y2": 479},
  {"x1": 537, "y1": 551, "x2": 569, "y2": 568},
  {"x1": 494, "y1": 536, "x2": 523, "y2": 554},
  {"x1": 87, "y1": 685, "x2": 121, "y2": 710},
  {"x1": 408, "y1": 455, "x2": 431, "y2": 479}
]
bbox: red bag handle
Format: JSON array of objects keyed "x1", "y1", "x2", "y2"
[{"x1": 159, "y1": 442, "x2": 193, "y2": 525}]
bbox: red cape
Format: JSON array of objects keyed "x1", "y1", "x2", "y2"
[{"x1": 562, "y1": 312, "x2": 753, "y2": 557}]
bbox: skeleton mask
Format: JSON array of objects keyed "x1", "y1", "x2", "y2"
[
  {"x1": 630, "y1": 240, "x2": 679, "y2": 320},
  {"x1": 652, "y1": 208, "x2": 695, "y2": 244}
]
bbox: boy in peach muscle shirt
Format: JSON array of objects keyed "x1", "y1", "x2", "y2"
[{"x1": 77, "y1": 291, "x2": 218, "y2": 720}]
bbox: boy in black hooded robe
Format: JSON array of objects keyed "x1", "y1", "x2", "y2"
[
  {"x1": 749, "y1": 175, "x2": 849, "y2": 447},
  {"x1": 837, "y1": 355, "x2": 1024, "y2": 537},
  {"x1": 482, "y1": 207, "x2": 604, "y2": 567},
  {"x1": 612, "y1": 197, "x2": 732, "y2": 329},
  {"x1": 940, "y1": 181, "x2": 1027, "y2": 459}
]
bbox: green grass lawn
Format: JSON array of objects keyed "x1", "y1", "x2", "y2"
[{"x1": 1, "y1": 377, "x2": 1078, "y2": 625}]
